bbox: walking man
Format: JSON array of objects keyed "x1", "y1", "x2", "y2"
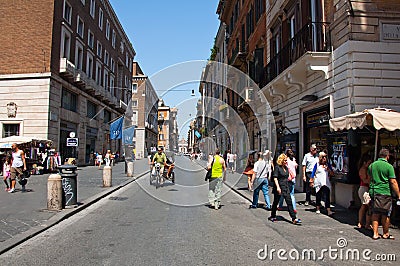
[
  {"x1": 250, "y1": 151, "x2": 273, "y2": 209},
  {"x1": 368, "y1": 149, "x2": 400, "y2": 240},
  {"x1": 302, "y1": 144, "x2": 319, "y2": 206},
  {"x1": 207, "y1": 149, "x2": 226, "y2": 210},
  {"x1": 227, "y1": 150, "x2": 235, "y2": 173},
  {"x1": 9, "y1": 143, "x2": 27, "y2": 193}
]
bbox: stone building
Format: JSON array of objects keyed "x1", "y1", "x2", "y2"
[
  {"x1": 131, "y1": 62, "x2": 158, "y2": 159},
  {"x1": 0, "y1": 0, "x2": 135, "y2": 165},
  {"x1": 209, "y1": 0, "x2": 400, "y2": 207}
]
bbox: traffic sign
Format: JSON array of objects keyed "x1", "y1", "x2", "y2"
[{"x1": 67, "y1": 138, "x2": 79, "y2": 147}]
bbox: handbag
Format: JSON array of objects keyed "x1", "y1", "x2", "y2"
[{"x1": 205, "y1": 157, "x2": 215, "y2": 181}]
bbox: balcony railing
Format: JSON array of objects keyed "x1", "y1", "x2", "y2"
[{"x1": 261, "y1": 22, "x2": 331, "y2": 87}]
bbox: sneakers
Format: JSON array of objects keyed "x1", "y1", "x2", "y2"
[
  {"x1": 8, "y1": 188, "x2": 15, "y2": 193},
  {"x1": 292, "y1": 218, "x2": 302, "y2": 225},
  {"x1": 316, "y1": 210, "x2": 321, "y2": 214},
  {"x1": 5, "y1": 188, "x2": 10, "y2": 191},
  {"x1": 268, "y1": 217, "x2": 277, "y2": 222},
  {"x1": 304, "y1": 201, "x2": 309, "y2": 206},
  {"x1": 214, "y1": 202, "x2": 219, "y2": 210},
  {"x1": 249, "y1": 205, "x2": 257, "y2": 209},
  {"x1": 277, "y1": 207, "x2": 283, "y2": 211}
]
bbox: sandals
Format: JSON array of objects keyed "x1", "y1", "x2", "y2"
[
  {"x1": 382, "y1": 234, "x2": 395, "y2": 240},
  {"x1": 372, "y1": 235, "x2": 381, "y2": 240}
]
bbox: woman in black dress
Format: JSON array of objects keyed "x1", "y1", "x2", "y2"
[{"x1": 269, "y1": 153, "x2": 302, "y2": 225}]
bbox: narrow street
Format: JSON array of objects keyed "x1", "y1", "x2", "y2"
[{"x1": 0, "y1": 156, "x2": 398, "y2": 265}]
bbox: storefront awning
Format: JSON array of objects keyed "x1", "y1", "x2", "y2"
[
  {"x1": 329, "y1": 108, "x2": 400, "y2": 131},
  {"x1": 0, "y1": 136, "x2": 52, "y2": 148}
]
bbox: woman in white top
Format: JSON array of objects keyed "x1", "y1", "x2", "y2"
[{"x1": 310, "y1": 152, "x2": 334, "y2": 216}]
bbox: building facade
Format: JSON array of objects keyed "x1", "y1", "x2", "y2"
[
  {"x1": 132, "y1": 62, "x2": 158, "y2": 159},
  {"x1": 209, "y1": 0, "x2": 400, "y2": 207},
  {"x1": 0, "y1": 0, "x2": 135, "y2": 165}
]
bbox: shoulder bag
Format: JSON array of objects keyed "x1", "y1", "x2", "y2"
[{"x1": 205, "y1": 157, "x2": 215, "y2": 181}]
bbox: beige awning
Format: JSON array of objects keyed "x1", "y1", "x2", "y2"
[{"x1": 329, "y1": 108, "x2": 400, "y2": 131}]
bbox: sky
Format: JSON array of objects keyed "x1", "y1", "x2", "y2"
[{"x1": 109, "y1": 0, "x2": 220, "y2": 137}]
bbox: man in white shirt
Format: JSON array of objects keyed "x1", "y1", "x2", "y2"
[
  {"x1": 302, "y1": 144, "x2": 319, "y2": 206},
  {"x1": 249, "y1": 151, "x2": 273, "y2": 209},
  {"x1": 227, "y1": 150, "x2": 235, "y2": 173}
]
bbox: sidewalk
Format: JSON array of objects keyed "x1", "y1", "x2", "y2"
[
  {"x1": 0, "y1": 159, "x2": 150, "y2": 254},
  {"x1": 196, "y1": 159, "x2": 374, "y2": 229}
]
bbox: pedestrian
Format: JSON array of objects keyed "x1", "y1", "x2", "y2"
[
  {"x1": 3, "y1": 155, "x2": 11, "y2": 191},
  {"x1": 249, "y1": 151, "x2": 273, "y2": 210},
  {"x1": 207, "y1": 148, "x2": 226, "y2": 210},
  {"x1": 310, "y1": 152, "x2": 334, "y2": 216},
  {"x1": 243, "y1": 152, "x2": 255, "y2": 190},
  {"x1": 278, "y1": 149, "x2": 298, "y2": 213},
  {"x1": 96, "y1": 152, "x2": 103, "y2": 169},
  {"x1": 9, "y1": 143, "x2": 27, "y2": 193},
  {"x1": 357, "y1": 153, "x2": 372, "y2": 230},
  {"x1": 105, "y1": 150, "x2": 112, "y2": 166},
  {"x1": 227, "y1": 150, "x2": 235, "y2": 173},
  {"x1": 269, "y1": 153, "x2": 302, "y2": 225},
  {"x1": 301, "y1": 144, "x2": 319, "y2": 206},
  {"x1": 368, "y1": 148, "x2": 400, "y2": 240}
]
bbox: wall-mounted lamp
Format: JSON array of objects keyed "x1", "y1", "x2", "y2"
[
  {"x1": 300, "y1": 94, "x2": 318, "y2": 101},
  {"x1": 272, "y1": 111, "x2": 280, "y2": 116}
]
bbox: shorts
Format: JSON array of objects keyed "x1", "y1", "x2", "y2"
[
  {"x1": 10, "y1": 167, "x2": 23, "y2": 180},
  {"x1": 358, "y1": 186, "x2": 370, "y2": 205}
]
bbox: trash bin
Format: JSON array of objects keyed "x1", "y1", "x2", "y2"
[{"x1": 58, "y1": 165, "x2": 78, "y2": 207}]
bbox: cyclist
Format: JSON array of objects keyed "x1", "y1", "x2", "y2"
[{"x1": 152, "y1": 147, "x2": 167, "y2": 179}]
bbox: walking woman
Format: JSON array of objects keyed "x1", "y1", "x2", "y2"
[
  {"x1": 269, "y1": 153, "x2": 302, "y2": 225},
  {"x1": 357, "y1": 153, "x2": 372, "y2": 229},
  {"x1": 278, "y1": 149, "x2": 298, "y2": 212},
  {"x1": 207, "y1": 149, "x2": 226, "y2": 210},
  {"x1": 243, "y1": 152, "x2": 255, "y2": 190},
  {"x1": 310, "y1": 152, "x2": 334, "y2": 216}
]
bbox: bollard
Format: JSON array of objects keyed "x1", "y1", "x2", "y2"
[
  {"x1": 47, "y1": 174, "x2": 63, "y2": 211},
  {"x1": 127, "y1": 161, "x2": 134, "y2": 177},
  {"x1": 103, "y1": 166, "x2": 112, "y2": 187}
]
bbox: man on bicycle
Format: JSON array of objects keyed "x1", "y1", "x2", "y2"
[{"x1": 152, "y1": 147, "x2": 167, "y2": 177}]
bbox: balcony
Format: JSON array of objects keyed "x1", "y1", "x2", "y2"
[
  {"x1": 228, "y1": 43, "x2": 247, "y2": 67},
  {"x1": 260, "y1": 22, "x2": 331, "y2": 97},
  {"x1": 59, "y1": 58, "x2": 75, "y2": 79}
]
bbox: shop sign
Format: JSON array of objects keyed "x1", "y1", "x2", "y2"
[
  {"x1": 306, "y1": 111, "x2": 329, "y2": 128},
  {"x1": 67, "y1": 138, "x2": 79, "y2": 147},
  {"x1": 330, "y1": 141, "x2": 348, "y2": 174}
]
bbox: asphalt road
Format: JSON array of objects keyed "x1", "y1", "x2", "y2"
[{"x1": 0, "y1": 156, "x2": 399, "y2": 265}]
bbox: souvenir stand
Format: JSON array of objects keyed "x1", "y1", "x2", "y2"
[
  {"x1": 329, "y1": 108, "x2": 400, "y2": 225},
  {"x1": 0, "y1": 136, "x2": 53, "y2": 175}
]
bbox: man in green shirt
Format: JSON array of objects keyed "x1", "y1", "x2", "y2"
[
  {"x1": 152, "y1": 147, "x2": 167, "y2": 181},
  {"x1": 368, "y1": 148, "x2": 400, "y2": 240}
]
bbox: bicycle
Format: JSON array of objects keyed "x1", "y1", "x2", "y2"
[{"x1": 153, "y1": 162, "x2": 162, "y2": 189}]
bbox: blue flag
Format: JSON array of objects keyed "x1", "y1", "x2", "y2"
[
  {"x1": 110, "y1": 116, "x2": 123, "y2": 140},
  {"x1": 122, "y1": 126, "x2": 135, "y2": 145}
]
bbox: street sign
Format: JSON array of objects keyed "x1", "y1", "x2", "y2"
[{"x1": 67, "y1": 138, "x2": 78, "y2": 147}]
